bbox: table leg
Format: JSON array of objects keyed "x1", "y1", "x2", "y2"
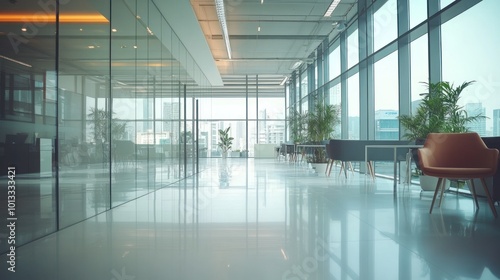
[{"x1": 393, "y1": 148, "x2": 397, "y2": 193}]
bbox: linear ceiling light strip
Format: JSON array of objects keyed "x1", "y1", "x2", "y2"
[
  {"x1": 215, "y1": 0, "x2": 232, "y2": 59},
  {"x1": 324, "y1": 0, "x2": 341, "y2": 17},
  {"x1": 0, "y1": 55, "x2": 32, "y2": 68}
]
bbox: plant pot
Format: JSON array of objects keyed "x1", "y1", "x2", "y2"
[
  {"x1": 467, "y1": 177, "x2": 493, "y2": 197},
  {"x1": 419, "y1": 175, "x2": 450, "y2": 191},
  {"x1": 230, "y1": 151, "x2": 240, "y2": 157},
  {"x1": 411, "y1": 138, "x2": 426, "y2": 170},
  {"x1": 311, "y1": 163, "x2": 328, "y2": 175},
  {"x1": 221, "y1": 151, "x2": 228, "y2": 159}
]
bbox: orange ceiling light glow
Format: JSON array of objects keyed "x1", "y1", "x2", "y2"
[{"x1": 0, "y1": 12, "x2": 109, "y2": 23}]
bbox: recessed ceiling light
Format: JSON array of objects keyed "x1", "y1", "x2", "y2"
[
  {"x1": 79, "y1": 28, "x2": 83, "y2": 31},
  {"x1": 133, "y1": 45, "x2": 138, "y2": 49},
  {"x1": 112, "y1": 28, "x2": 117, "y2": 32},
  {"x1": 21, "y1": 27, "x2": 27, "y2": 32},
  {"x1": 257, "y1": 26, "x2": 261, "y2": 32},
  {"x1": 88, "y1": 45, "x2": 95, "y2": 49}
]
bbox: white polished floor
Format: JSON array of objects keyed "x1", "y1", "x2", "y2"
[{"x1": 2, "y1": 158, "x2": 500, "y2": 280}]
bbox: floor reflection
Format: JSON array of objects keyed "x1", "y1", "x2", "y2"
[{"x1": 1, "y1": 159, "x2": 499, "y2": 280}]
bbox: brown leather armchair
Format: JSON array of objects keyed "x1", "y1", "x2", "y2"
[{"x1": 418, "y1": 133, "x2": 498, "y2": 217}]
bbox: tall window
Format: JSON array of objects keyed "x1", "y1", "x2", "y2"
[
  {"x1": 442, "y1": 0, "x2": 500, "y2": 136},
  {"x1": 409, "y1": 0, "x2": 427, "y2": 29},
  {"x1": 347, "y1": 73, "x2": 360, "y2": 140},
  {"x1": 410, "y1": 34, "x2": 429, "y2": 113},
  {"x1": 347, "y1": 22, "x2": 359, "y2": 69},
  {"x1": 329, "y1": 42, "x2": 341, "y2": 80},
  {"x1": 374, "y1": 51, "x2": 399, "y2": 140},
  {"x1": 373, "y1": 0, "x2": 398, "y2": 52}
]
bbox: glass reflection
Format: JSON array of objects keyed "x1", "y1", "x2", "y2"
[
  {"x1": 58, "y1": 0, "x2": 111, "y2": 228},
  {"x1": 0, "y1": 1, "x2": 57, "y2": 253}
]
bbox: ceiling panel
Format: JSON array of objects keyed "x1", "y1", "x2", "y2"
[{"x1": 190, "y1": 0, "x2": 357, "y2": 93}]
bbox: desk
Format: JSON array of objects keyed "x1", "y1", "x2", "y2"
[
  {"x1": 364, "y1": 144, "x2": 423, "y2": 193},
  {"x1": 295, "y1": 144, "x2": 326, "y2": 163}
]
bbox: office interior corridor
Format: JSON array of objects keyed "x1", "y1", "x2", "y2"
[{"x1": 1, "y1": 158, "x2": 500, "y2": 280}]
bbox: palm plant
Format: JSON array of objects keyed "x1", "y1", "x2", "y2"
[
  {"x1": 288, "y1": 109, "x2": 308, "y2": 143},
  {"x1": 399, "y1": 80, "x2": 485, "y2": 179},
  {"x1": 398, "y1": 81, "x2": 484, "y2": 140},
  {"x1": 307, "y1": 101, "x2": 341, "y2": 143},
  {"x1": 305, "y1": 101, "x2": 341, "y2": 163},
  {"x1": 217, "y1": 127, "x2": 233, "y2": 158},
  {"x1": 87, "y1": 107, "x2": 127, "y2": 143}
]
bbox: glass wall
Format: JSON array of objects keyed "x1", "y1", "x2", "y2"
[
  {"x1": 194, "y1": 80, "x2": 286, "y2": 158},
  {"x1": 347, "y1": 22, "x2": 359, "y2": 70},
  {"x1": 410, "y1": 34, "x2": 429, "y2": 113},
  {"x1": 0, "y1": 0, "x2": 209, "y2": 253},
  {"x1": 373, "y1": 0, "x2": 398, "y2": 53},
  {"x1": 373, "y1": 51, "x2": 399, "y2": 140},
  {"x1": 328, "y1": 41, "x2": 341, "y2": 80},
  {"x1": 286, "y1": 0, "x2": 497, "y2": 179},
  {"x1": 347, "y1": 73, "x2": 360, "y2": 140},
  {"x1": 441, "y1": 0, "x2": 500, "y2": 137},
  {"x1": 410, "y1": 0, "x2": 427, "y2": 29},
  {"x1": 57, "y1": 0, "x2": 112, "y2": 228},
  {"x1": 0, "y1": 0, "x2": 58, "y2": 252}
]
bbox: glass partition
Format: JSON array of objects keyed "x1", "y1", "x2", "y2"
[
  {"x1": 0, "y1": 2, "x2": 58, "y2": 251},
  {"x1": 58, "y1": 0, "x2": 111, "y2": 227},
  {"x1": 0, "y1": 0, "x2": 210, "y2": 253}
]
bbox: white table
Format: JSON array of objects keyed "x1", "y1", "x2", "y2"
[{"x1": 364, "y1": 144, "x2": 423, "y2": 193}]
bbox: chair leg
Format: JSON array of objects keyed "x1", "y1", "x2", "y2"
[
  {"x1": 480, "y1": 177, "x2": 498, "y2": 218},
  {"x1": 327, "y1": 159, "x2": 334, "y2": 177},
  {"x1": 469, "y1": 179, "x2": 480, "y2": 209},
  {"x1": 438, "y1": 178, "x2": 447, "y2": 207},
  {"x1": 339, "y1": 161, "x2": 349, "y2": 178},
  {"x1": 430, "y1": 177, "x2": 443, "y2": 214},
  {"x1": 348, "y1": 162, "x2": 354, "y2": 175},
  {"x1": 367, "y1": 161, "x2": 375, "y2": 180}
]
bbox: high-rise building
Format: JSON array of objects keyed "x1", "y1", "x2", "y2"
[
  {"x1": 493, "y1": 109, "x2": 500, "y2": 136},
  {"x1": 374, "y1": 110, "x2": 399, "y2": 140},
  {"x1": 258, "y1": 109, "x2": 267, "y2": 143},
  {"x1": 211, "y1": 122, "x2": 218, "y2": 155},
  {"x1": 162, "y1": 102, "x2": 180, "y2": 139},
  {"x1": 465, "y1": 103, "x2": 486, "y2": 136},
  {"x1": 266, "y1": 121, "x2": 286, "y2": 144}
]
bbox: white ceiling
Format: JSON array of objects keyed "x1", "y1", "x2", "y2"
[
  {"x1": 0, "y1": 0, "x2": 358, "y2": 97},
  {"x1": 188, "y1": 0, "x2": 358, "y2": 95}
]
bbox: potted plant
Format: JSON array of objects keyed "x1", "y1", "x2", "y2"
[
  {"x1": 218, "y1": 127, "x2": 233, "y2": 159},
  {"x1": 289, "y1": 109, "x2": 308, "y2": 144},
  {"x1": 399, "y1": 81, "x2": 484, "y2": 190},
  {"x1": 87, "y1": 107, "x2": 127, "y2": 162},
  {"x1": 304, "y1": 100, "x2": 341, "y2": 173}
]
